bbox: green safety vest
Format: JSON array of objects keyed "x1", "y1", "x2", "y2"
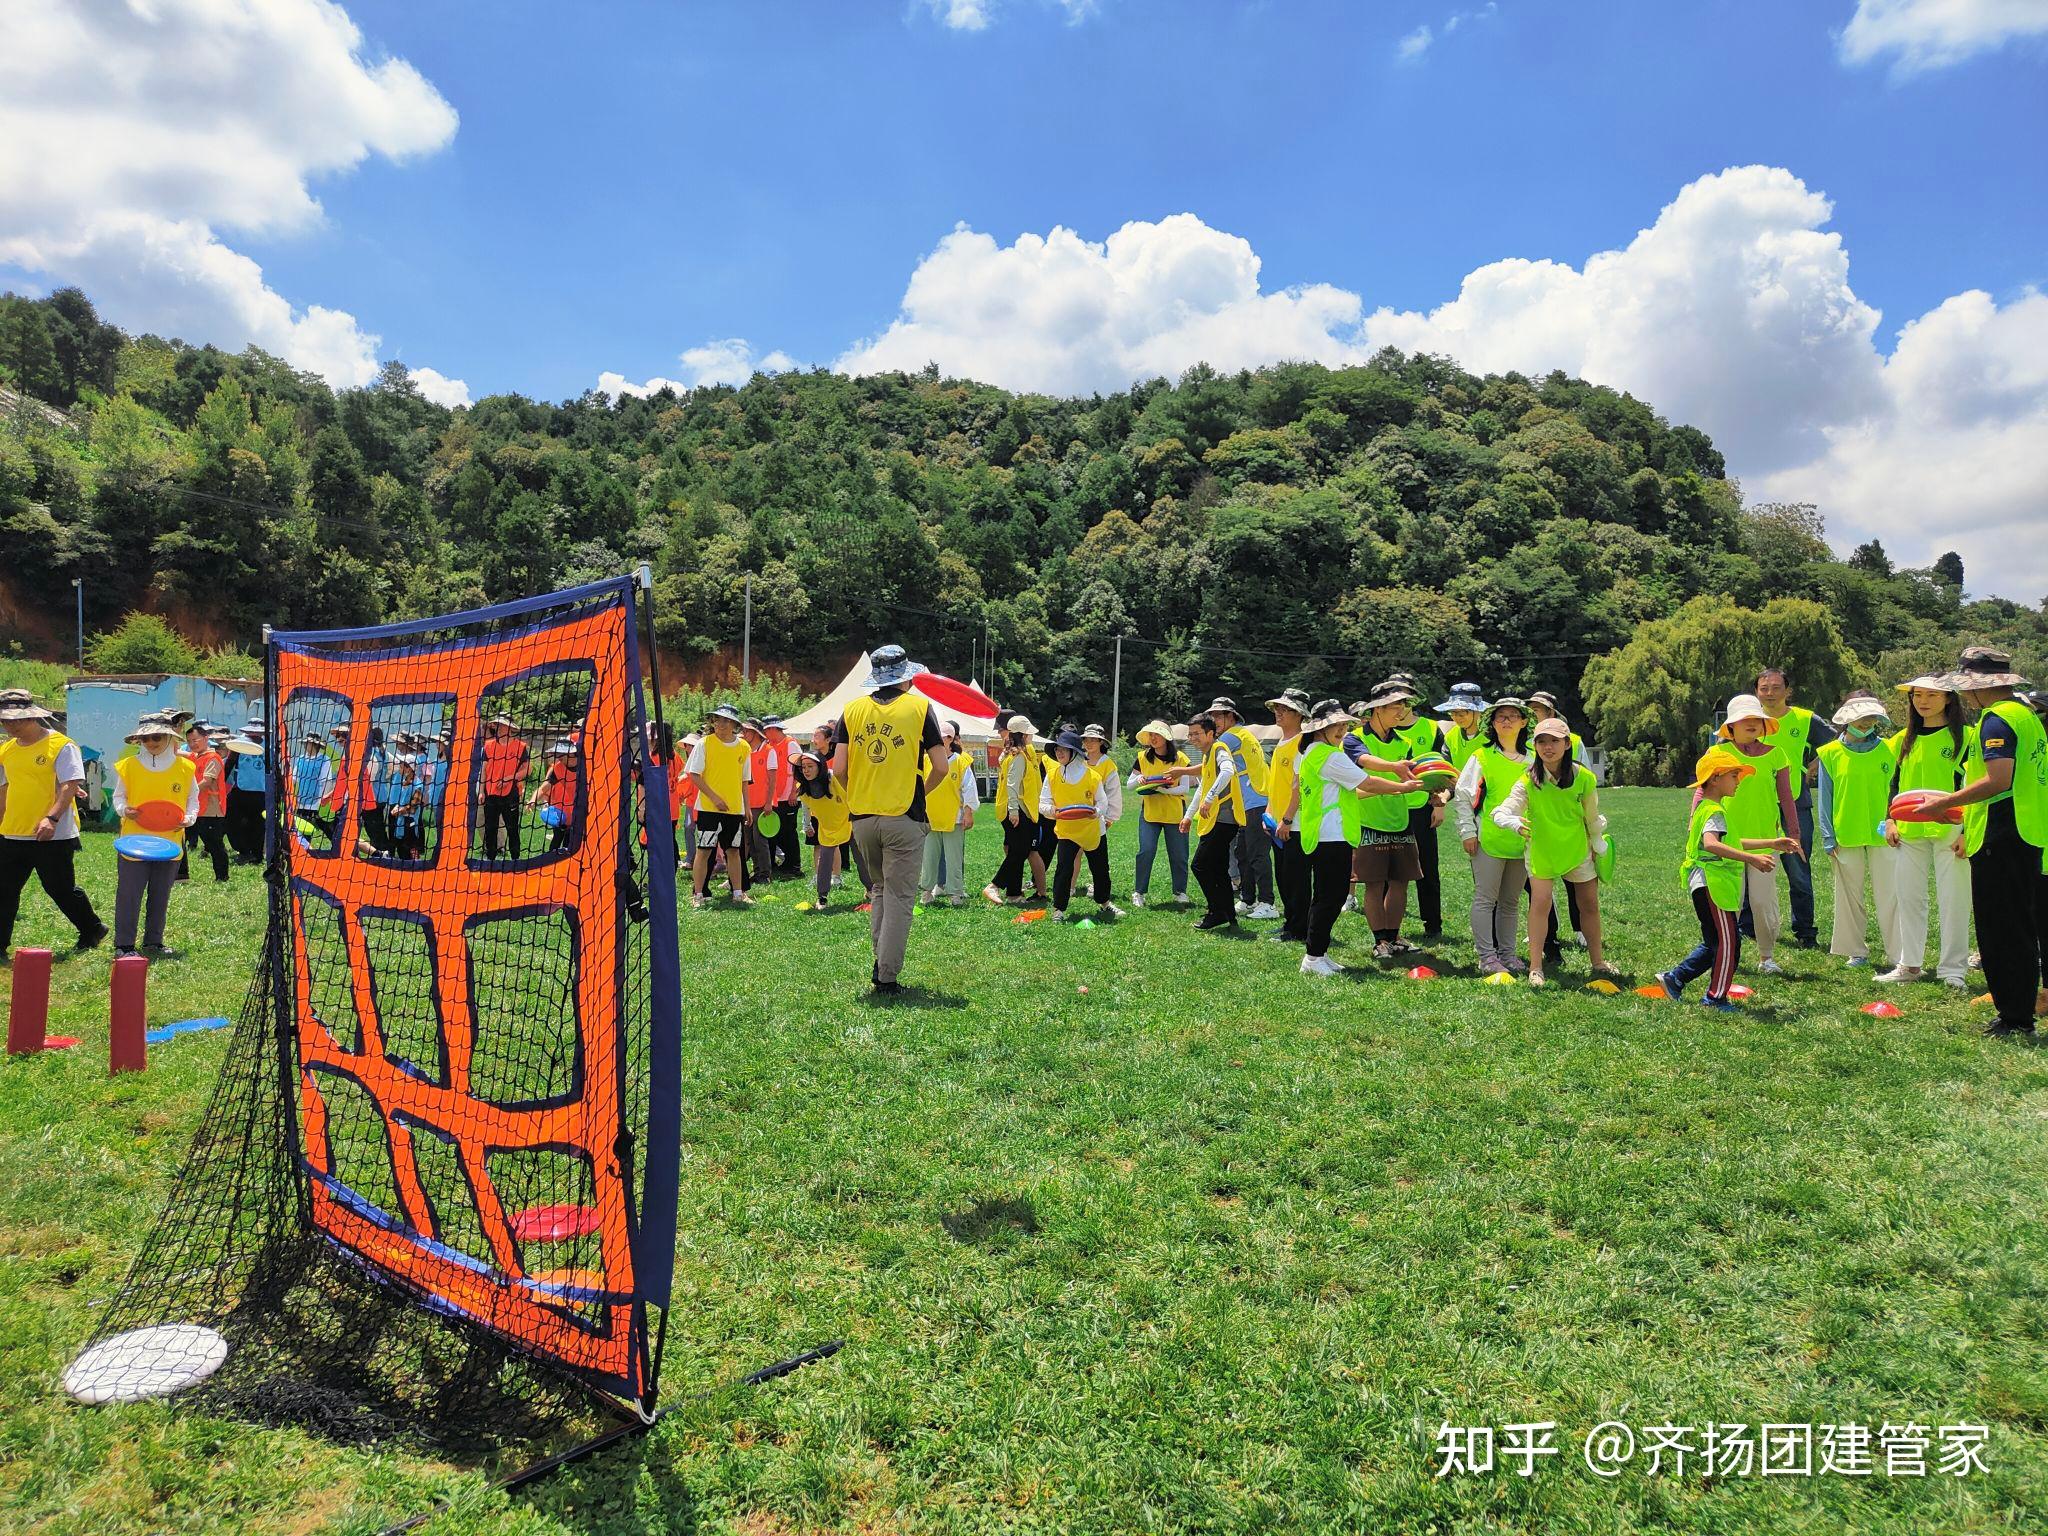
[
  {"x1": 1442, "y1": 720, "x2": 1482, "y2": 774},
  {"x1": 1962, "y1": 700, "x2": 2048, "y2": 856},
  {"x1": 1722, "y1": 742, "x2": 1787, "y2": 844},
  {"x1": 1817, "y1": 737, "x2": 1895, "y2": 850},
  {"x1": 1295, "y1": 741, "x2": 1362, "y2": 854},
  {"x1": 1473, "y1": 745, "x2": 1531, "y2": 860},
  {"x1": 1887, "y1": 727, "x2": 1964, "y2": 842},
  {"x1": 1771, "y1": 706, "x2": 1818, "y2": 786},
  {"x1": 1523, "y1": 763, "x2": 1594, "y2": 881},
  {"x1": 1681, "y1": 797, "x2": 1745, "y2": 913},
  {"x1": 1397, "y1": 717, "x2": 1440, "y2": 809},
  {"x1": 1352, "y1": 726, "x2": 1418, "y2": 833}
]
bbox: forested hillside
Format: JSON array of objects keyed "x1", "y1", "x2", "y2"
[{"x1": 4, "y1": 285, "x2": 2043, "y2": 777}]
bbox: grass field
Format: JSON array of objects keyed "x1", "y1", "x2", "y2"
[{"x1": 3, "y1": 788, "x2": 2047, "y2": 1534}]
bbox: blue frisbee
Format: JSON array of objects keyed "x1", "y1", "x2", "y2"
[
  {"x1": 113, "y1": 833, "x2": 181, "y2": 862},
  {"x1": 539, "y1": 805, "x2": 566, "y2": 829}
]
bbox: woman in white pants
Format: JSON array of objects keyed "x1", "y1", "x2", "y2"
[
  {"x1": 1453, "y1": 696, "x2": 1532, "y2": 974},
  {"x1": 1879, "y1": 677, "x2": 1972, "y2": 986},
  {"x1": 1815, "y1": 692, "x2": 1900, "y2": 968}
]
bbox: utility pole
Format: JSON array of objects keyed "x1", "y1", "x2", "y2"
[
  {"x1": 1110, "y1": 634, "x2": 1123, "y2": 746},
  {"x1": 72, "y1": 577, "x2": 82, "y2": 669},
  {"x1": 741, "y1": 573, "x2": 752, "y2": 684}
]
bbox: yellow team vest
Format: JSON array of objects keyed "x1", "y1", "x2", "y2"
[
  {"x1": 995, "y1": 746, "x2": 1042, "y2": 822},
  {"x1": 800, "y1": 776, "x2": 852, "y2": 847},
  {"x1": 1193, "y1": 740, "x2": 1244, "y2": 836},
  {"x1": 842, "y1": 691, "x2": 931, "y2": 817},
  {"x1": 1048, "y1": 761, "x2": 1106, "y2": 850},
  {"x1": 0, "y1": 730, "x2": 75, "y2": 838},
  {"x1": 115, "y1": 751, "x2": 193, "y2": 848},
  {"x1": 927, "y1": 753, "x2": 971, "y2": 833},
  {"x1": 696, "y1": 734, "x2": 750, "y2": 812},
  {"x1": 1267, "y1": 735, "x2": 1303, "y2": 827},
  {"x1": 1134, "y1": 748, "x2": 1189, "y2": 824}
]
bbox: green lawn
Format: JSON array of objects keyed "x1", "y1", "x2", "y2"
[{"x1": 3, "y1": 788, "x2": 2046, "y2": 1534}]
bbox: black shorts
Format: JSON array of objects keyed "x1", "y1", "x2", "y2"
[{"x1": 694, "y1": 812, "x2": 745, "y2": 851}]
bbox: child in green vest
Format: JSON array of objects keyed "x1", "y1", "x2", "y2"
[
  {"x1": 1659, "y1": 748, "x2": 1789, "y2": 1010},
  {"x1": 1816, "y1": 692, "x2": 1898, "y2": 969},
  {"x1": 1707, "y1": 694, "x2": 1801, "y2": 975},
  {"x1": 1489, "y1": 717, "x2": 1617, "y2": 987},
  {"x1": 1453, "y1": 695, "x2": 1531, "y2": 975},
  {"x1": 1878, "y1": 676, "x2": 1971, "y2": 985}
]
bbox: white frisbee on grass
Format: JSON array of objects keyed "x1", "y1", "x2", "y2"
[{"x1": 63, "y1": 1324, "x2": 228, "y2": 1404}]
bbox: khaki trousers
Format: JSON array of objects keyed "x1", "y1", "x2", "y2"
[{"x1": 851, "y1": 814, "x2": 928, "y2": 984}]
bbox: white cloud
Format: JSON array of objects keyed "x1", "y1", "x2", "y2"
[
  {"x1": 1396, "y1": 25, "x2": 1433, "y2": 60},
  {"x1": 1839, "y1": 0, "x2": 2048, "y2": 74},
  {"x1": 923, "y1": 0, "x2": 1097, "y2": 29},
  {"x1": 599, "y1": 340, "x2": 798, "y2": 398},
  {"x1": 829, "y1": 170, "x2": 2048, "y2": 597},
  {"x1": 835, "y1": 215, "x2": 1369, "y2": 396},
  {"x1": 408, "y1": 366, "x2": 470, "y2": 408},
  {"x1": 0, "y1": 0, "x2": 456, "y2": 387}
]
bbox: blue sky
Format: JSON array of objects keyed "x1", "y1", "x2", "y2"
[
  {"x1": 252, "y1": 0, "x2": 2045, "y2": 401},
  {"x1": 2, "y1": 0, "x2": 2045, "y2": 593}
]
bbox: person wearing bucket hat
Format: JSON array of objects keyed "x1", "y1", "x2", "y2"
[
  {"x1": 1454, "y1": 696, "x2": 1533, "y2": 975},
  {"x1": 110, "y1": 713, "x2": 197, "y2": 956},
  {"x1": 739, "y1": 718, "x2": 784, "y2": 890},
  {"x1": 1280, "y1": 701, "x2": 1415, "y2": 974},
  {"x1": 763, "y1": 717, "x2": 804, "y2": 877},
  {"x1": 832, "y1": 645, "x2": 950, "y2": 995},
  {"x1": 1077, "y1": 722, "x2": 1124, "y2": 901},
  {"x1": 1815, "y1": 692, "x2": 1899, "y2": 970},
  {"x1": 1125, "y1": 719, "x2": 1192, "y2": 907},
  {"x1": 1435, "y1": 684, "x2": 1491, "y2": 774},
  {"x1": 1490, "y1": 717, "x2": 1619, "y2": 987},
  {"x1": 478, "y1": 712, "x2": 531, "y2": 862},
  {"x1": 1345, "y1": 682, "x2": 1432, "y2": 959},
  {"x1": 1881, "y1": 670, "x2": 1972, "y2": 985},
  {"x1": 1754, "y1": 666, "x2": 1835, "y2": 949},
  {"x1": 0, "y1": 688, "x2": 107, "y2": 958},
  {"x1": 1181, "y1": 710, "x2": 1249, "y2": 931},
  {"x1": 1911, "y1": 646, "x2": 2048, "y2": 1037},
  {"x1": 985, "y1": 712, "x2": 1051, "y2": 905},
  {"x1": 1205, "y1": 696, "x2": 1277, "y2": 919},
  {"x1": 1038, "y1": 730, "x2": 1121, "y2": 921},
  {"x1": 687, "y1": 704, "x2": 754, "y2": 907},
  {"x1": 289, "y1": 730, "x2": 338, "y2": 849},
  {"x1": 921, "y1": 720, "x2": 978, "y2": 906},
  {"x1": 1657, "y1": 747, "x2": 1785, "y2": 1009},
  {"x1": 384, "y1": 749, "x2": 426, "y2": 860},
  {"x1": 1264, "y1": 688, "x2": 1312, "y2": 942},
  {"x1": 1712, "y1": 693, "x2": 1803, "y2": 976},
  {"x1": 182, "y1": 719, "x2": 230, "y2": 883},
  {"x1": 1391, "y1": 685, "x2": 1452, "y2": 945},
  {"x1": 225, "y1": 713, "x2": 269, "y2": 863},
  {"x1": 528, "y1": 739, "x2": 582, "y2": 855}
]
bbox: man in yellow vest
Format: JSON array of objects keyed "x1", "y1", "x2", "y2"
[
  {"x1": 1208, "y1": 696, "x2": 1277, "y2": 919},
  {"x1": 1916, "y1": 647, "x2": 2048, "y2": 1039},
  {"x1": 1755, "y1": 665, "x2": 1832, "y2": 948},
  {"x1": 0, "y1": 689, "x2": 107, "y2": 957},
  {"x1": 832, "y1": 645, "x2": 949, "y2": 995},
  {"x1": 110, "y1": 713, "x2": 197, "y2": 956}
]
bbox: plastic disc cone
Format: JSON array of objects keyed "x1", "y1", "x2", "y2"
[
  {"x1": 1861, "y1": 1000, "x2": 1903, "y2": 1018},
  {"x1": 1634, "y1": 983, "x2": 1670, "y2": 999},
  {"x1": 1483, "y1": 971, "x2": 1518, "y2": 986},
  {"x1": 1727, "y1": 984, "x2": 1754, "y2": 1000},
  {"x1": 1584, "y1": 979, "x2": 1621, "y2": 995},
  {"x1": 1406, "y1": 965, "x2": 1437, "y2": 980}
]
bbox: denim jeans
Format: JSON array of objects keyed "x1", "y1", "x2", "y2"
[{"x1": 1134, "y1": 817, "x2": 1188, "y2": 897}]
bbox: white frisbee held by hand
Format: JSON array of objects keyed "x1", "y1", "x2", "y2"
[
  {"x1": 225, "y1": 738, "x2": 262, "y2": 756},
  {"x1": 64, "y1": 1324, "x2": 229, "y2": 1404}
]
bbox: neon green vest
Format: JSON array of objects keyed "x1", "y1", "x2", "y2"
[
  {"x1": 1722, "y1": 743, "x2": 1786, "y2": 843},
  {"x1": 1524, "y1": 764, "x2": 1593, "y2": 880},
  {"x1": 1353, "y1": 728, "x2": 1415, "y2": 833},
  {"x1": 1397, "y1": 717, "x2": 1439, "y2": 809},
  {"x1": 1817, "y1": 738, "x2": 1894, "y2": 850},
  {"x1": 1887, "y1": 727, "x2": 1964, "y2": 842},
  {"x1": 1772, "y1": 706, "x2": 1817, "y2": 785},
  {"x1": 1473, "y1": 745, "x2": 1530, "y2": 860},
  {"x1": 1442, "y1": 721, "x2": 1482, "y2": 774},
  {"x1": 1295, "y1": 742, "x2": 1362, "y2": 854},
  {"x1": 1682, "y1": 798, "x2": 1744, "y2": 913},
  {"x1": 1963, "y1": 700, "x2": 2048, "y2": 855}
]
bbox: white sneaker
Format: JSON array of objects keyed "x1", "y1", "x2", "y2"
[
  {"x1": 1235, "y1": 899, "x2": 1252, "y2": 916},
  {"x1": 1097, "y1": 902, "x2": 1124, "y2": 919},
  {"x1": 1875, "y1": 965, "x2": 1921, "y2": 983},
  {"x1": 1173, "y1": 892, "x2": 1190, "y2": 907},
  {"x1": 690, "y1": 894, "x2": 709, "y2": 910},
  {"x1": 1341, "y1": 895, "x2": 1358, "y2": 913},
  {"x1": 1938, "y1": 975, "x2": 1968, "y2": 989},
  {"x1": 1373, "y1": 940, "x2": 1396, "y2": 961},
  {"x1": 1300, "y1": 954, "x2": 1343, "y2": 976},
  {"x1": 948, "y1": 894, "x2": 967, "y2": 907},
  {"x1": 983, "y1": 884, "x2": 1007, "y2": 906},
  {"x1": 1247, "y1": 902, "x2": 1281, "y2": 921},
  {"x1": 1845, "y1": 955, "x2": 1868, "y2": 968},
  {"x1": 1051, "y1": 909, "x2": 1070, "y2": 923},
  {"x1": 1129, "y1": 891, "x2": 1146, "y2": 908},
  {"x1": 1758, "y1": 958, "x2": 1783, "y2": 976},
  {"x1": 731, "y1": 891, "x2": 754, "y2": 907}
]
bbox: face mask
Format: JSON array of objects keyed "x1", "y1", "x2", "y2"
[{"x1": 1845, "y1": 721, "x2": 1879, "y2": 741}]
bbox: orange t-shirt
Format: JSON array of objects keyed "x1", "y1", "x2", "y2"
[
  {"x1": 192, "y1": 749, "x2": 227, "y2": 817},
  {"x1": 543, "y1": 761, "x2": 580, "y2": 815},
  {"x1": 482, "y1": 735, "x2": 529, "y2": 796}
]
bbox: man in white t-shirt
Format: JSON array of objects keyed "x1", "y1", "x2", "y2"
[{"x1": 0, "y1": 688, "x2": 107, "y2": 955}]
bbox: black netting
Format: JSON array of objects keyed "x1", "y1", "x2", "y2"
[{"x1": 78, "y1": 580, "x2": 680, "y2": 1461}]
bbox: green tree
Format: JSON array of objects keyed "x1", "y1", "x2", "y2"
[{"x1": 86, "y1": 613, "x2": 202, "y2": 674}]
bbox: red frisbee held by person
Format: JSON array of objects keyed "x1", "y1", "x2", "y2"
[
  {"x1": 909, "y1": 672, "x2": 997, "y2": 718},
  {"x1": 1889, "y1": 790, "x2": 1961, "y2": 825}
]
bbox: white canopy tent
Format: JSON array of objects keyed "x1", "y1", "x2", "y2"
[{"x1": 778, "y1": 654, "x2": 1007, "y2": 747}]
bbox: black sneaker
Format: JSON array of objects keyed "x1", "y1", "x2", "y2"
[
  {"x1": 113, "y1": 946, "x2": 140, "y2": 958},
  {"x1": 1421, "y1": 928, "x2": 1444, "y2": 943},
  {"x1": 76, "y1": 925, "x2": 108, "y2": 951},
  {"x1": 1195, "y1": 914, "x2": 1236, "y2": 932},
  {"x1": 1983, "y1": 1020, "x2": 2037, "y2": 1039}
]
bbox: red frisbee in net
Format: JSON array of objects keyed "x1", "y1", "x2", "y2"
[
  {"x1": 131, "y1": 800, "x2": 186, "y2": 834},
  {"x1": 1861, "y1": 1000, "x2": 1904, "y2": 1018},
  {"x1": 910, "y1": 672, "x2": 997, "y2": 718},
  {"x1": 1889, "y1": 790, "x2": 1961, "y2": 825},
  {"x1": 509, "y1": 1203, "x2": 601, "y2": 1243}
]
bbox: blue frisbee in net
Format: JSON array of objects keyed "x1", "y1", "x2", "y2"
[
  {"x1": 114, "y1": 833, "x2": 181, "y2": 862},
  {"x1": 539, "y1": 805, "x2": 566, "y2": 829}
]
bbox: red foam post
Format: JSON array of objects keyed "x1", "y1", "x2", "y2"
[
  {"x1": 109, "y1": 955, "x2": 148, "y2": 1075},
  {"x1": 7, "y1": 948, "x2": 53, "y2": 1055}
]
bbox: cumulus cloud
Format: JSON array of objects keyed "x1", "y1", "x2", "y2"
[
  {"x1": 1396, "y1": 25, "x2": 1433, "y2": 60},
  {"x1": 0, "y1": 0, "x2": 457, "y2": 388},
  {"x1": 835, "y1": 215, "x2": 1369, "y2": 396},
  {"x1": 407, "y1": 366, "x2": 471, "y2": 408},
  {"x1": 599, "y1": 340, "x2": 798, "y2": 398},
  {"x1": 923, "y1": 0, "x2": 1097, "y2": 29},
  {"x1": 1398, "y1": 3, "x2": 1497, "y2": 60},
  {"x1": 1839, "y1": 0, "x2": 2048, "y2": 74}
]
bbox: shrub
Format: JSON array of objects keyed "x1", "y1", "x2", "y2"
[{"x1": 84, "y1": 612, "x2": 201, "y2": 675}]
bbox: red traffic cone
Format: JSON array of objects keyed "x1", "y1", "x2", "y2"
[{"x1": 1860, "y1": 1000, "x2": 1903, "y2": 1019}]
